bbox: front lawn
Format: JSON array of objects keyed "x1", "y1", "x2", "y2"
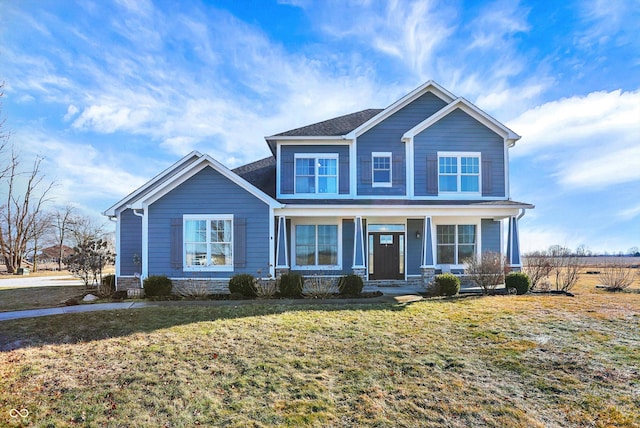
[{"x1": 1, "y1": 283, "x2": 638, "y2": 427}]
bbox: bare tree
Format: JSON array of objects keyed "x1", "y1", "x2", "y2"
[
  {"x1": 464, "y1": 251, "x2": 506, "y2": 295},
  {"x1": 68, "y1": 213, "x2": 104, "y2": 248},
  {"x1": 598, "y1": 260, "x2": 637, "y2": 291},
  {"x1": 27, "y1": 210, "x2": 54, "y2": 272},
  {"x1": 0, "y1": 152, "x2": 54, "y2": 273},
  {"x1": 523, "y1": 250, "x2": 553, "y2": 290},
  {"x1": 52, "y1": 204, "x2": 77, "y2": 271},
  {"x1": 547, "y1": 245, "x2": 582, "y2": 292}
]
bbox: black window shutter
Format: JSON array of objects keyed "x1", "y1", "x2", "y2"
[
  {"x1": 482, "y1": 160, "x2": 492, "y2": 195},
  {"x1": 426, "y1": 154, "x2": 438, "y2": 195},
  {"x1": 392, "y1": 155, "x2": 404, "y2": 184},
  {"x1": 281, "y1": 159, "x2": 294, "y2": 194},
  {"x1": 339, "y1": 155, "x2": 349, "y2": 194},
  {"x1": 170, "y1": 218, "x2": 183, "y2": 269},
  {"x1": 234, "y1": 217, "x2": 246, "y2": 268},
  {"x1": 360, "y1": 156, "x2": 372, "y2": 184}
]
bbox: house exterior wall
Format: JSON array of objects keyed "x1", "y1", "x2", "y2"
[
  {"x1": 413, "y1": 109, "x2": 506, "y2": 197},
  {"x1": 147, "y1": 166, "x2": 271, "y2": 278},
  {"x1": 357, "y1": 92, "x2": 448, "y2": 196},
  {"x1": 407, "y1": 218, "x2": 424, "y2": 275},
  {"x1": 279, "y1": 144, "x2": 350, "y2": 196},
  {"x1": 119, "y1": 208, "x2": 142, "y2": 275},
  {"x1": 481, "y1": 219, "x2": 501, "y2": 254}
]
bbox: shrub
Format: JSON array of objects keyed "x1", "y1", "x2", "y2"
[
  {"x1": 97, "y1": 274, "x2": 116, "y2": 297},
  {"x1": 143, "y1": 275, "x2": 173, "y2": 297},
  {"x1": 174, "y1": 279, "x2": 210, "y2": 298},
  {"x1": 464, "y1": 251, "x2": 505, "y2": 295},
  {"x1": 279, "y1": 272, "x2": 303, "y2": 298},
  {"x1": 505, "y1": 272, "x2": 531, "y2": 295},
  {"x1": 598, "y1": 261, "x2": 637, "y2": 291},
  {"x1": 338, "y1": 274, "x2": 364, "y2": 296},
  {"x1": 303, "y1": 276, "x2": 339, "y2": 299},
  {"x1": 435, "y1": 273, "x2": 460, "y2": 296},
  {"x1": 228, "y1": 273, "x2": 256, "y2": 297},
  {"x1": 254, "y1": 278, "x2": 278, "y2": 298}
]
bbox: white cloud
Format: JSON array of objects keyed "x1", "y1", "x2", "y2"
[
  {"x1": 63, "y1": 105, "x2": 79, "y2": 121},
  {"x1": 509, "y1": 89, "x2": 640, "y2": 189}
]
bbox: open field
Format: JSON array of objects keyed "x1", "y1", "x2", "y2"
[{"x1": 1, "y1": 275, "x2": 639, "y2": 427}]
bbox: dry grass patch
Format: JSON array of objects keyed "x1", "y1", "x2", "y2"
[
  {"x1": 0, "y1": 286, "x2": 85, "y2": 312},
  {"x1": 0, "y1": 277, "x2": 639, "y2": 427}
]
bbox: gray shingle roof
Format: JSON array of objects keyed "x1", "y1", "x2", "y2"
[
  {"x1": 232, "y1": 156, "x2": 276, "y2": 198},
  {"x1": 270, "y1": 109, "x2": 383, "y2": 137}
]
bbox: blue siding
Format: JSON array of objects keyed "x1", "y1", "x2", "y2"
[
  {"x1": 147, "y1": 166, "x2": 270, "y2": 278},
  {"x1": 414, "y1": 109, "x2": 506, "y2": 197},
  {"x1": 357, "y1": 92, "x2": 448, "y2": 196},
  {"x1": 119, "y1": 209, "x2": 142, "y2": 275},
  {"x1": 280, "y1": 145, "x2": 350, "y2": 195},
  {"x1": 481, "y1": 219, "x2": 501, "y2": 254},
  {"x1": 407, "y1": 219, "x2": 424, "y2": 275}
]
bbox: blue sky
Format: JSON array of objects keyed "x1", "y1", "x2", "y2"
[{"x1": 1, "y1": 0, "x2": 639, "y2": 254}]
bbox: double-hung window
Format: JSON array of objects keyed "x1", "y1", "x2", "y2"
[
  {"x1": 372, "y1": 152, "x2": 392, "y2": 187},
  {"x1": 438, "y1": 152, "x2": 480, "y2": 193},
  {"x1": 184, "y1": 215, "x2": 233, "y2": 270},
  {"x1": 436, "y1": 224, "x2": 476, "y2": 264},
  {"x1": 294, "y1": 224, "x2": 339, "y2": 268},
  {"x1": 295, "y1": 154, "x2": 338, "y2": 194}
]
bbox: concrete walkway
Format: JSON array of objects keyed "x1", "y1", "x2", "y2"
[{"x1": 0, "y1": 286, "x2": 426, "y2": 322}]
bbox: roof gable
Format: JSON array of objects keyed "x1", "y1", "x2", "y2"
[
  {"x1": 103, "y1": 152, "x2": 281, "y2": 216},
  {"x1": 346, "y1": 80, "x2": 456, "y2": 139},
  {"x1": 401, "y1": 97, "x2": 520, "y2": 145}
]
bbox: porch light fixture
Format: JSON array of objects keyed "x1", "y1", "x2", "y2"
[{"x1": 416, "y1": 230, "x2": 421, "y2": 239}]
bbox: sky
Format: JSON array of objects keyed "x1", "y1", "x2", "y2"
[{"x1": 1, "y1": 0, "x2": 639, "y2": 254}]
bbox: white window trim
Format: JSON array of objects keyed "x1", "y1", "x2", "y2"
[
  {"x1": 294, "y1": 153, "x2": 339, "y2": 195},
  {"x1": 183, "y1": 214, "x2": 234, "y2": 272},
  {"x1": 371, "y1": 151, "x2": 392, "y2": 188},
  {"x1": 437, "y1": 151, "x2": 481, "y2": 195},
  {"x1": 435, "y1": 222, "x2": 479, "y2": 266},
  {"x1": 291, "y1": 218, "x2": 342, "y2": 270}
]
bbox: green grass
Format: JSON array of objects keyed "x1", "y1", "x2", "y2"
[
  {"x1": 1, "y1": 287, "x2": 639, "y2": 427},
  {"x1": 0, "y1": 285, "x2": 85, "y2": 312}
]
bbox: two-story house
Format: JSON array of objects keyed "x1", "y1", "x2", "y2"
[{"x1": 104, "y1": 81, "x2": 533, "y2": 292}]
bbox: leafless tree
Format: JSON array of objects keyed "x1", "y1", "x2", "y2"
[
  {"x1": 523, "y1": 250, "x2": 553, "y2": 290},
  {"x1": 598, "y1": 260, "x2": 637, "y2": 291},
  {"x1": 547, "y1": 245, "x2": 582, "y2": 292},
  {"x1": 68, "y1": 213, "x2": 105, "y2": 248},
  {"x1": 0, "y1": 152, "x2": 54, "y2": 273},
  {"x1": 26, "y1": 210, "x2": 54, "y2": 272},
  {"x1": 464, "y1": 251, "x2": 505, "y2": 295},
  {"x1": 52, "y1": 204, "x2": 77, "y2": 271}
]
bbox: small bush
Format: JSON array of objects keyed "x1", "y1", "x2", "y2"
[
  {"x1": 143, "y1": 275, "x2": 173, "y2": 297},
  {"x1": 174, "y1": 279, "x2": 210, "y2": 298},
  {"x1": 505, "y1": 272, "x2": 531, "y2": 295},
  {"x1": 338, "y1": 274, "x2": 364, "y2": 296},
  {"x1": 279, "y1": 272, "x2": 303, "y2": 298},
  {"x1": 97, "y1": 274, "x2": 116, "y2": 297},
  {"x1": 435, "y1": 273, "x2": 460, "y2": 296},
  {"x1": 303, "y1": 276, "x2": 339, "y2": 299},
  {"x1": 228, "y1": 273, "x2": 256, "y2": 297}
]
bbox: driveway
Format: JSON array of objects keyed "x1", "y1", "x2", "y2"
[{"x1": 0, "y1": 274, "x2": 84, "y2": 288}]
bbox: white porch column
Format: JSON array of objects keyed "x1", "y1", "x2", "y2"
[
  {"x1": 275, "y1": 216, "x2": 289, "y2": 275},
  {"x1": 420, "y1": 216, "x2": 436, "y2": 288},
  {"x1": 506, "y1": 216, "x2": 522, "y2": 270},
  {"x1": 352, "y1": 216, "x2": 366, "y2": 277}
]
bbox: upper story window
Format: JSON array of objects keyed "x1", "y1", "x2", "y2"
[
  {"x1": 184, "y1": 215, "x2": 233, "y2": 271},
  {"x1": 372, "y1": 152, "x2": 392, "y2": 187},
  {"x1": 438, "y1": 152, "x2": 480, "y2": 193},
  {"x1": 295, "y1": 154, "x2": 338, "y2": 194}
]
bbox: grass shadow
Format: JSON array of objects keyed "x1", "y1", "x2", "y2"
[
  {"x1": 0, "y1": 285, "x2": 86, "y2": 312},
  {"x1": 0, "y1": 296, "x2": 426, "y2": 351}
]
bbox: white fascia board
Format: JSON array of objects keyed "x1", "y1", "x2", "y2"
[
  {"x1": 402, "y1": 98, "x2": 521, "y2": 142},
  {"x1": 103, "y1": 150, "x2": 203, "y2": 216},
  {"x1": 131, "y1": 156, "x2": 282, "y2": 210},
  {"x1": 266, "y1": 136, "x2": 346, "y2": 141},
  {"x1": 275, "y1": 204, "x2": 530, "y2": 218},
  {"x1": 346, "y1": 80, "x2": 457, "y2": 139}
]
